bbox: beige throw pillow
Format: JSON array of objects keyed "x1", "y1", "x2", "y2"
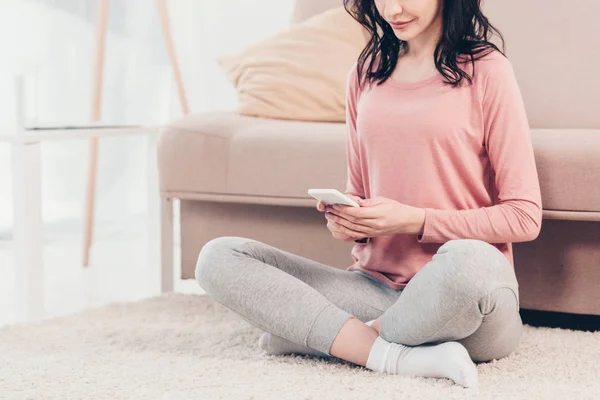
[{"x1": 218, "y1": 7, "x2": 369, "y2": 122}]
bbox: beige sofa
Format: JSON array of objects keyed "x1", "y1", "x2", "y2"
[{"x1": 157, "y1": 0, "x2": 600, "y2": 316}]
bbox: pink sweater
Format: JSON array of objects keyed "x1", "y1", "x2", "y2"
[{"x1": 344, "y1": 50, "x2": 543, "y2": 290}]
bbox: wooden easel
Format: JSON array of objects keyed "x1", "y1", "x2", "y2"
[{"x1": 82, "y1": 0, "x2": 190, "y2": 266}]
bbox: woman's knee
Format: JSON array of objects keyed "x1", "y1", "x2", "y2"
[
  {"x1": 437, "y1": 239, "x2": 518, "y2": 293},
  {"x1": 459, "y1": 287, "x2": 523, "y2": 362},
  {"x1": 439, "y1": 239, "x2": 505, "y2": 265},
  {"x1": 467, "y1": 314, "x2": 523, "y2": 363},
  {"x1": 377, "y1": 241, "x2": 520, "y2": 345},
  {"x1": 195, "y1": 236, "x2": 252, "y2": 294},
  {"x1": 475, "y1": 321, "x2": 523, "y2": 363}
]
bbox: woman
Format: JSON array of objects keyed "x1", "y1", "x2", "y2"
[{"x1": 195, "y1": 0, "x2": 542, "y2": 388}]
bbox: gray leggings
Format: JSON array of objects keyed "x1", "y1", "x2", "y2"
[{"x1": 195, "y1": 237, "x2": 523, "y2": 363}]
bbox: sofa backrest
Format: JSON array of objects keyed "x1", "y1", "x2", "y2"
[
  {"x1": 292, "y1": 0, "x2": 600, "y2": 129},
  {"x1": 483, "y1": 0, "x2": 600, "y2": 129}
]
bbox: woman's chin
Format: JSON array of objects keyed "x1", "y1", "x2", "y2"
[{"x1": 393, "y1": 30, "x2": 418, "y2": 41}]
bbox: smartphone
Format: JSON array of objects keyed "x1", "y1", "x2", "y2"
[{"x1": 307, "y1": 188, "x2": 360, "y2": 208}]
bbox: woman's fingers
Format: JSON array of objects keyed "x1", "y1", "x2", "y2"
[
  {"x1": 327, "y1": 217, "x2": 367, "y2": 239},
  {"x1": 346, "y1": 194, "x2": 364, "y2": 204},
  {"x1": 326, "y1": 211, "x2": 371, "y2": 233},
  {"x1": 317, "y1": 201, "x2": 331, "y2": 212},
  {"x1": 327, "y1": 221, "x2": 353, "y2": 240}
]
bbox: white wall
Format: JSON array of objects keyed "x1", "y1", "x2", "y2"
[{"x1": 0, "y1": 0, "x2": 295, "y2": 237}]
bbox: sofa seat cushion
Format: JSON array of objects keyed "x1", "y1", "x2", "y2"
[
  {"x1": 157, "y1": 111, "x2": 348, "y2": 198},
  {"x1": 157, "y1": 112, "x2": 600, "y2": 213}
]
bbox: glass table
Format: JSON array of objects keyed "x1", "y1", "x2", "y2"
[{"x1": 0, "y1": 76, "x2": 165, "y2": 324}]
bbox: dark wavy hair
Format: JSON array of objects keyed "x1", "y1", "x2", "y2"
[{"x1": 343, "y1": 0, "x2": 505, "y2": 88}]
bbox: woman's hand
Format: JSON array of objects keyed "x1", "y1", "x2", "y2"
[
  {"x1": 323, "y1": 196, "x2": 426, "y2": 238},
  {"x1": 316, "y1": 194, "x2": 366, "y2": 241}
]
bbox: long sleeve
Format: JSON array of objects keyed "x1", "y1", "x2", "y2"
[
  {"x1": 418, "y1": 58, "x2": 543, "y2": 244},
  {"x1": 344, "y1": 66, "x2": 366, "y2": 199}
]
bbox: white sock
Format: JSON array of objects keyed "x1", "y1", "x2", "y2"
[
  {"x1": 366, "y1": 336, "x2": 478, "y2": 388},
  {"x1": 258, "y1": 332, "x2": 331, "y2": 358}
]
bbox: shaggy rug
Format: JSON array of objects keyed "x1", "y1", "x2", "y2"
[{"x1": 1, "y1": 293, "x2": 598, "y2": 400}]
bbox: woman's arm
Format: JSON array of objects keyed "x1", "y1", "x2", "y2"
[
  {"x1": 344, "y1": 67, "x2": 371, "y2": 244},
  {"x1": 344, "y1": 66, "x2": 366, "y2": 200},
  {"x1": 417, "y1": 57, "x2": 543, "y2": 244}
]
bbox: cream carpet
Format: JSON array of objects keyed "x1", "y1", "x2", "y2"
[{"x1": 1, "y1": 293, "x2": 598, "y2": 400}]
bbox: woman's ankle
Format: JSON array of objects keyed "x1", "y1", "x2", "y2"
[
  {"x1": 370, "y1": 317, "x2": 382, "y2": 334},
  {"x1": 329, "y1": 317, "x2": 379, "y2": 367}
]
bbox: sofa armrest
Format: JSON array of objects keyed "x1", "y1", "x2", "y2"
[{"x1": 543, "y1": 210, "x2": 600, "y2": 222}]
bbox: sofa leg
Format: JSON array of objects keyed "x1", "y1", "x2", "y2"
[{"x1": 160, "y1": 196, "x2": 175, "y2": 292}]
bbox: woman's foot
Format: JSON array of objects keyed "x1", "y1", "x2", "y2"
[{"x1": 366, "y1": 336, "x2": 478, "y2": 388}]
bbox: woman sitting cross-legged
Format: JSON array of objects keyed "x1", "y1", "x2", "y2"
[{"x1": 195, "y1": 0, "x2": 542, "y2": 388}]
